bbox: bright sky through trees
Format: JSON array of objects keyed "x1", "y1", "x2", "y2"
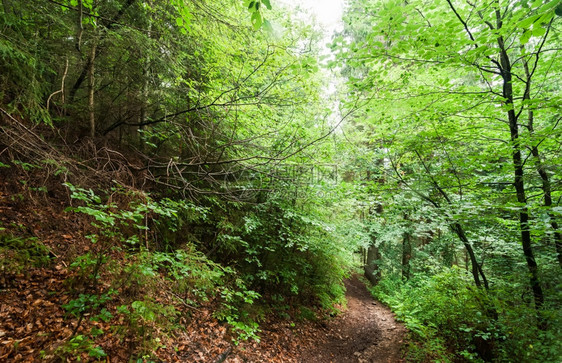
[
  {"x1": 277, "y1": 0, "x2": 346, "y2": 129},
  {"x1": 279, "y1": 0, "x2": 344, "y2": 30}
]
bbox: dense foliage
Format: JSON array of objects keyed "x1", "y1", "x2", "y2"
[
  {"x1": 1, "y1": 0, "x2": 561, "y2": 361},
  {"x1": 333, "y1": 0, "x2": 562, "y2": 361},
  {"x1": 0, "y1": 0, "x2": 363, "y2": 360}
]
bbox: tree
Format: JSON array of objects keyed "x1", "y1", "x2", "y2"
[{"x1": 335, "y1": 0, "x2": 561, "y2": 322}]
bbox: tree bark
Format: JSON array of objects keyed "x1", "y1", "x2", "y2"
[
  {"x1": 451, "y1": 223, "x2": 488, "y2": 289},
  {"x1": 364, "y1": 238, "x2": 381, "y2": 285},
  {"x1": 69, "y1": 0, "x2": 137, "y2": 102},
  {"x1": 87, "y1": 38, "x2": 97, "y2": 138},
  {"x1": 496, "y1": 10, "x2": 544, "y2": 313},
  {"x1": 411, "y1": 151, "x2": 489, "y2": 289},
  {"x1": 139, "y1": 0, "x2": 153, "y2": 152},
  {"x1": 402, "y1": 232, "x2": 411, "y2": 281},
  {"x1": 522, "y1": 55, "x2": 562, "y2": 269}
]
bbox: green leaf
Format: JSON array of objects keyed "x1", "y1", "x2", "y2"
[
  {"x1": 532, "y1": 25, "x2": 546, "y2": 37},
  {"x1": 520, "y1": 30, "x2": 532, "y2": 45},
  {"x1": 531, "y1": 0, "x2": 543, "y2": 8},
  {"x1": 262, "y1": 0, "x2": 272, "y2": 10},
  {"x1": 251, "y1": 11, "x2": 263, "y2": 30},
  {"x1": 88, "y1": 346, "x2": 106, "y2": 358},
  {"x1": 517, "y1": 14, "x2": 541, "y2": 29}
]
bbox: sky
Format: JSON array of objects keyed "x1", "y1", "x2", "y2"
[
  {"x1": 277, "y1": 0, "x2": 347, "y2": 125},
  {"x1": 278, "y1": 0, "x2": 345, "y2": 32}
]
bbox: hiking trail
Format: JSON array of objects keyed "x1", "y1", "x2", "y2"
[{"x1": 297, "y1": 275, "x2": 407, "y2": 363}]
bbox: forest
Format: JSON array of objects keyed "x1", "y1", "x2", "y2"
[{"x1": 0, "y1": 0, "x2": 561, "y2": 361}]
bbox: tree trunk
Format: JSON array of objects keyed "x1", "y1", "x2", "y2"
[
  {"x1": 139, "y1": 0, "x2": 153, "y2": 152},
  {"x1": 402, "y1": 232, "x2": 411, "y2": 281},
  {"x1": 522, "y1": 55, "x2": 562, "y2": 269},
  {"x1": 88, "y1": 39, "x2": 97, "y2": 138},
  {"x1": 412, "y1": 150, "x2": 488, "y2": 289},
  {"x1": 69, "y1": 0, "x2": 136, "y2": 102},
  {"x1": 452, "y1": 223, "x2": 488, "y2": 289},
  {"x1": 364, "y1": 238, "x2": 381, "y2": 285},
  {"x1": 496, "y1": 14, "x2": 544, "y2": 314}
]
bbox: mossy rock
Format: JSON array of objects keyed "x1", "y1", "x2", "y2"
[{"x1": 0, "y1": 233, "x2": 52, "y2": 275}]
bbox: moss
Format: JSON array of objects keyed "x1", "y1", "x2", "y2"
[{"x1": 0, "y1": 233, "x2": 52, "y2": 275}]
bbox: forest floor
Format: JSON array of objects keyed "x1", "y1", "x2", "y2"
[
  {"x1": 0, "y1": 177, "x2": 407, "y2": 362},
  {"x1": 296, "y1": 275, "x2": 407, "y2": 363}
]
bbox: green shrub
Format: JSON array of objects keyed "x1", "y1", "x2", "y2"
[
  {"x1": 215, "y1": 198, "x2": 355, "y2": 311},
  {"x1": 371, "y1": 267, "x2": 562, "y2": 362},
  {"x1": 108, "y1": 297, "x2": 179, "y2": 358},
  {"x1": 371, "y1": 268, "x2": 501, "y2": 362},
  {"x1": 213, "y1": 278, "x2": 262, "y2": 344},
  {"x1": 54, "y1": 334, "x2": 106, "y2": 361}
]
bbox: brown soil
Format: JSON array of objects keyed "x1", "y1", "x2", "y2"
[
  {"x1": 298, "y1": 275, "x2": 407, "y2": 363},
  {"x1": 0, "y1": 176, "x2": 407, "y2": 362}
]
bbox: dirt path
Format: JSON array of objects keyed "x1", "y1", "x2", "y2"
[{"x1": 298, "y1": 275, "x2": 406, "y2": 363}]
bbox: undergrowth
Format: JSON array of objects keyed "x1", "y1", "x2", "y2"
[
  {"x1": 41, "y1": 182, "x2": 358, "y2": 359},
  {"x1": 0, "y1": 151, "x2": 360, "y2": 361},
  {"x1": 369, "y1": 267, "x2": 562, "y2": 363}
]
